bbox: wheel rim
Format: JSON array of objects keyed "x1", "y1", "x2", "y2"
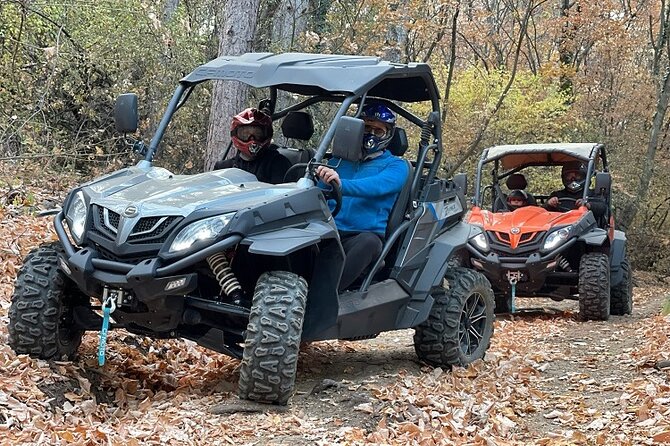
[{"x1": 458, "y1": 292, "x2": 487, "y2": 356}]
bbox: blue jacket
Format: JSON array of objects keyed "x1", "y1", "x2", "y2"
[{"x1": 328, "y1": 150, "x2": 409, "y2": 236}]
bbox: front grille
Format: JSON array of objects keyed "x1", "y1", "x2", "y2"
[
  {"x1": 519, "y1": 232, "x2": 536, "y2": 245},
  {"x1": 95, "y1": 205, "x2": 120, "y2": 232},
  {"x1": 92, "y1": 205, "x2": 118, "y2": 241},
  {"x1": 108, "y1": 211, "x2": 120, "y2": 229},
  {"x1": 133, "y1": 217, "x2": 162, "y2": 234},
  {"x1": 490, "y1": 231, "x2": 545, "y2": 247},
  {"x1": 91, "y1": 204, "x2": 181, "y2": 245},
  {"x1": 128, "y1": 216, "x2": 181, "y2": 244},
  {"x1": 488, "y1": 230, "x2": 546, "y2": 254},
  {"x1": 494, "y1": 232, "x2": 510, "y2": 243}
]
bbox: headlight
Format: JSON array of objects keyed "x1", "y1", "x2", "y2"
[
  {"x1": 470, "y1": 232, "x2": 489, "y2": 252},
  {"x1": 66, "y1": 191, "x2": 88, "y2": 243},
  {"x1": 543, "y1": 226, "x2": 572, "y2": 251},
  {"x1": 169, "y1": 213, "x2": 235, "y2": 253}
]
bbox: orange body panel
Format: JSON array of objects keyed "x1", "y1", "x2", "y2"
[{"x1": 468, "y1": 205, "x2": 587, "y2": 249}]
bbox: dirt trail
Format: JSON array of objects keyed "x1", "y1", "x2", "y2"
[
  {"x1": 259, "y1": 280, "x2": 670, "y2": 445},
  {"x1": 1, "y1": 210, "x2": 669, "y2": 446}
]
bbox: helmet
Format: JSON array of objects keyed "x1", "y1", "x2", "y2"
[
  {"x1": 360, "y1": 103, "x2": 396, "y2": 154},
  {"x1": 506, "y1": 189, "x2": 529, "y2": 210},
  {"x1": 230, "y1": 108, "x2": 273, "y2": 158},
  {"x1": 561, "y1": 160, "x2": 587, "y2": 193}
]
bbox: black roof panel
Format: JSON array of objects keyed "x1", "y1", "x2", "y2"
[{"x1": 181, "y1": 52, "x2": 438, "y2": 102}]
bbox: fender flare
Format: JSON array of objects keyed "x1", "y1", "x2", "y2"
[
  {"x1": 396, "y1": 221, "x2": 482, "y2": 327},
  {"x1": 425, "y1": 222, "x2": 483, "y2": 289},
  {"x1": 243, "y1": 221, "x2": 337, "y2": 256},
  {"x1": 578, "y1": 228, "x2": 608, "y2": 246}
]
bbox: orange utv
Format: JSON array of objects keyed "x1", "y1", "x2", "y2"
[{"x1": 462, "y1": 143, "x2": 632, "y2": 320}]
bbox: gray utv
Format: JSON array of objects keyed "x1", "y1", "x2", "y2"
[{"x1": 8, "y1": 52, "x2": 495, "y2": 405}]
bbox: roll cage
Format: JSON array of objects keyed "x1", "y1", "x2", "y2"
[
  {"x1": 142, "y1": 52, "x2": 445, "y2": 203},
  {"x1": 473, "y1": 143, "x2": 609, "y2": 209}
]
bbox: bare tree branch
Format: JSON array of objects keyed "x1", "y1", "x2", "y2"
[{"x1": 445, "y1": 0, "x2": 544, "y2": 177}]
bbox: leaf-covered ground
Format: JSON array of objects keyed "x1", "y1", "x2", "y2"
[{"x1": 0, "y1": 187, "x2": 669, "y2": 445}]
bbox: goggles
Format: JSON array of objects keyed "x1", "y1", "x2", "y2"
[
  {"x1": 234, "y1": 125, "x2": 267, "y2": 142},
  {"x1": 363, "y1": 120, "x2": 389, "y2": 139},
  {"x1": 563, "y1": 171, "x2": 585, "y2": 182}
]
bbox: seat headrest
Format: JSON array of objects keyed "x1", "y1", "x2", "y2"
[
  {"x1": 388, "y1": 127, "x2": 408, "y2": 157},
  {"x1": 506, "y1": 173, "x2": 527, "y2": 190},
  {"x1": 281, "y1": 111, "x2": 314, "y2": 141}
]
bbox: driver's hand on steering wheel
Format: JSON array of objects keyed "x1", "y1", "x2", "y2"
[
  {"x1": 316, "y1": 166, "x2": 341, "y2": 187},
  {"x1": 547, "y1": 196, "x2": 560, "y2": 208},
  {"x1": 575, "y1": 199, "x2": 590, "y2": 209}
]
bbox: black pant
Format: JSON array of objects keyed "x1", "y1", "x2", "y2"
[{"x1": 339, "y1": 232, "x2": 383, "y2": 291}]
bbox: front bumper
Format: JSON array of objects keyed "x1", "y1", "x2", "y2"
[
  {"x1": 466, "y1": 238, "x2": 577, "y2": 293},
  {"x1": 54, "y1": 211, "x2": 241, "y2": 302}
]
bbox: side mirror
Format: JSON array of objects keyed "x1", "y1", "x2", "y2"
[
  {"x1": 453, "y1": 173, "x2": 467, "y2": 195},
  {"x1": 114, "y1": 93, "x2": 138, "y2": 133},
  {"x1": 331, "y1": 116, "x2": 363, "y2": 161},
  {"x1": 594, "y1": 172, "x2": 611, "y2": 196}
]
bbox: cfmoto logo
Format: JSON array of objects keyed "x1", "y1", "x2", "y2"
[
  {"x1": 123, "y1": 205, "x2": 138, "y2": 217},
  {"x1": 510, "y1": 227, "x2": 520, "y2": 234}
]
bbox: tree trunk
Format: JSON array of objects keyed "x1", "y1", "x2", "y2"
[
  {"x1": 651, "y1": 0, "x2": 670, "y2": 76},
  {"x1": 204, "y1": 0, "x2": 262, "y2": 171},
  {"x1": 268, "y1": 0, "x2": 310, "y2": 115},
  {"x1": 557, "y1": 0, "x2": 575, "y2": 98},
  {"x1": 618, "y1": 2, "x2": 670, "y2": 229},
  {"x1": 619, "y1": 67, "x2": 670, "y2": 230},
  {"x1": 272, "y1": 0, "x2": 309, "y2": 50}
]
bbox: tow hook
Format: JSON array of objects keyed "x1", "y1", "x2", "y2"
[{"x1": 506, "y1": 271, "x2": 522, "y2": 313}]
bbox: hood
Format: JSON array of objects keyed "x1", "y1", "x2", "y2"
[
  {"x1": 81, "y1": 165, "x2": 295, "y2": 217},
  {"x1": 468, "y1": 205, "x2": 586, "y2": 249}
]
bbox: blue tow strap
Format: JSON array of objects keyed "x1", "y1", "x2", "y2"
[
  {"x1": 98, "y1": 297, "x2": 114, "y2": 366},
  {"x1": 511, "y1": 280, "x2": 516, "y2": 313}
]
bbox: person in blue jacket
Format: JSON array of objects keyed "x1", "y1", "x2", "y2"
[{"x1": 316, "y1": 103, "x2": 410, "y2": 291}]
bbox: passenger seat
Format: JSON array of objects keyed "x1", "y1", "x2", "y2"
[{"x1": 277, "y1": 111, "x2": 315, "y2": 166}]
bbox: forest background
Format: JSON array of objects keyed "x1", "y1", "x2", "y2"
[{"x1": 1, "y1": 0, "x2": 670, "y2": 276}]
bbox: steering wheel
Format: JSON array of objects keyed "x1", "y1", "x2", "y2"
[
  {"x1": 555, "y1": 197, "x2": 579, "y2": 212},
  {"x1": 321, "y1": 179, "x2": 342, "y2": 217},
  {"x1": 283, "y1": 163, "x2": 308, "y2": 183}
]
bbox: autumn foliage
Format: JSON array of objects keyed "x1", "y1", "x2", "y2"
[{"x1": 1, "y1": 3, "x2": 670, "y2": 441}]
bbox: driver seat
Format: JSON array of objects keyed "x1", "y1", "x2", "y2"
[
  {"x1": 375, "y1": 128, "x2": 413, "y2": 278},
  {"x1": 385, "y1": 127, "x2": 412, "y2": 238}
]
